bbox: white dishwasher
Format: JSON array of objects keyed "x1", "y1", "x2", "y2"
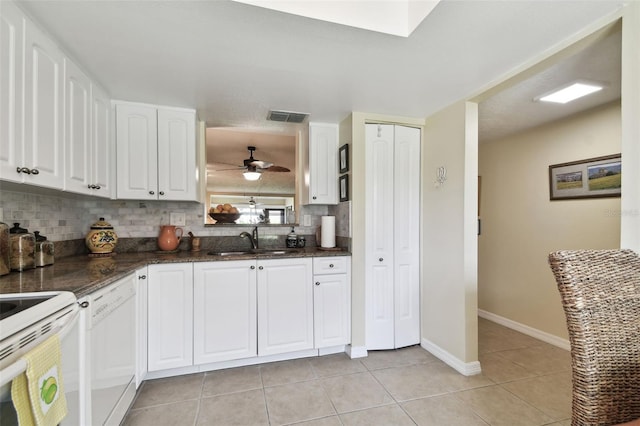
[{"x1": 81, "y1": 273, "x2": 137, "y2": 426}]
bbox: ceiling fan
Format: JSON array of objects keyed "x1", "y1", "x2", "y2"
[{"x1": 216, "y1": 146, "x2": 290, "y2": 181}]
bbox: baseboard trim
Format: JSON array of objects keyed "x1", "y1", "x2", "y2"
[
  {"x1": 421, "y1": 338, "x2": 482, "y2": 376},
  {"x1": 346, "y1": 345, "x2": 368, "y2": 359},
  {"x1": 478, "y1": 309, "x2": 570, "y2": 351}
]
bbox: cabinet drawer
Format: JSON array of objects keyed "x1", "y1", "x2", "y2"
[{"x1": 313, "y1": 256, "x2": 348, "y2": 275}]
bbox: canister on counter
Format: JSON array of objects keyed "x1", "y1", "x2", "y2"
[
  {"x1": 34, "y1": 231, "x2": 54, "y2": 267},
  {"x1": 0, "y1": 221, "x2": 9, "y2": 276},
  {"x1": 9, "y1": 223, "x2": 35, "y2": 271}
]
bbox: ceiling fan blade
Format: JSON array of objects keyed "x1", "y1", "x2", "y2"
[
  {"x1": 213, "y1": 166, "x2": 245, "y2": 172},
  {"x1": 249, "y1": 160, "x2": 274, "y2": 169},
  {"x1": 264, "y1": 165, "x2": 290, "y2": 172}
]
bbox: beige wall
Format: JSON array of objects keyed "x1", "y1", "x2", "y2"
[
  {"x1": 478, "y1": 101, "x2": 621, "y2": 340},
  {"x1": 422, "y1": 101, "x2": 479, "y2": 369}
]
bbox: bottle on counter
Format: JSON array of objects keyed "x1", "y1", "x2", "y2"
[
  {"x1": 34, "y1": 231, "x2": 55, "y2": 267},
  {"x1": 0, "y1": 221, "x2": 9, "y2": 276},
  {"x1": 9, "y1": 223, "x2": 35, "y2": 271},
  {"x1": 286, "y1": 227, "x2": 298, "y2": 248}
]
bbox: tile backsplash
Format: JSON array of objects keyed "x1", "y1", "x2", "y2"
[{"x1": 0, "y1": 188, "x2": 349, "y2": 243}]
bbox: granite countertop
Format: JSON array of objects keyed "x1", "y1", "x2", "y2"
[{"x1": 0, "y1": 248, "x2": 350, "y2": 298}]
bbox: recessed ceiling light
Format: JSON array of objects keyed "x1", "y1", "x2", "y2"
[{"x1": 537, "y1": 82, "x2": 604, "y2": 104}]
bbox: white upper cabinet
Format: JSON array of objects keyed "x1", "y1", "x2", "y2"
[
  {"x1": 63, "y1": 57, "x2": 113, "y2": 198},
  {"x1": 305, "y1": 122, "x2": 338, "y2": 205},
  {"x1": 0, "y1": 2, "x2": 24, "y2": 184},
  {"x1": 1, "y1": 6, "x2": 65, "y2": 189},
  {"x1": 63, "y1": 58, "x2": 91, "y2": 194},
  {"x1": 157, "y1": 108, "x2": 197, "y2": 201},
  {"x1": 91, "y1": 83, "x2": 113, "y2": 197},
  {"x1": 115, "y1": 102, "x2": 197, "y2": 201},
  {"x1": 1, "y1": 2, "x2": 113, "y2": 196}
]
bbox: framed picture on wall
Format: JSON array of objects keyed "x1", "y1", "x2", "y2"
[
  {"x1": 339, "y1": 174, "x2": 349, "y2": 202},
  {"x1": 339, "y1": 144, "x2": 349, "y2": 173},
  {"x1": 549, "y1": 154, "x2": 621, "y2": 200}
]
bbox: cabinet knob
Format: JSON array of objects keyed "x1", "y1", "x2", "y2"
[
  {"x1": 159, "y1": 191, "x2": 165, "y2": 195},
  {"x1": 78, "y1": 301, "x2": 89, "y2": 308},
  {"x1": 258, "y1": 266, "x2": 264, "y2": 270},
  {"x1": 312, "y1": 196, "x2": 317, "y2": 200},
  {"x1": 250, "y1": 266, "x2": 255, "y2": 270},
  {"x1": 315, "y1": 282, "x2": 320, "y2": 286},
  {"x1": 17, "y1": 167, "x2": 31, "y2": 174},
  {"x1": 138, "y1": 275, "x2": 146, "y2": 280},
  {"x1": 149, "y1": 191, "x2": 155, "y2": 195},
  {"x1": 379, "y1": 258, "x2": 384, "y2": 262},
  {"x1": 94, "y1": 185, "x2": 101, "y2": 190},
  {"x1": 30, "y1": 168, "x2": 39, "y2": 175},
  {"x1": 87, "y1": 184, "x2": 93, "y2": 189},
  {"x1": 329, "y1": 264, "x2": 334, "y2": 268}
]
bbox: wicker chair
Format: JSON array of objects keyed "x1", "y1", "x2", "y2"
[{"x1": 548, "y1": 249, "x2": 640, "y2": 426}]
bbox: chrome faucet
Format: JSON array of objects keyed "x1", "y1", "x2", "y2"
[{"x1": 239, "y1": 226, "x2": 259, "y2": 249}]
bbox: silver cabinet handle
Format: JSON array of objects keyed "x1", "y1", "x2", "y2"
[
  {"x1": 138, "y1": 275, "x2": 146, "y2": 279},
  {"x1": 315, "y1": 282, "x2": 320, "y2": 286},
  {"x1": 17, "y1": 167, "x2": 31, "y2": 174},
  {"x1": 258, "y1": 266, "x2": 264, "y2": 270},
  {"x1": 79, "y1": 301, "x2": 89, "y2": 308},
  {"x1": 379, "y1": 258, "x2": 384, "y2": 262},
  {"x1": 250, "y1": 265, "x2": 255, "y2": 270},
  {"x1": 30, "y1": 168, "x2": 39, "y2": 175},
  {"x1": 149, "y1": 191, "x2": 155, "y2": 195},
  {"x1": 159, "y1": 191, "x2": 165, "y2": 195},
  {"x1": 312, "y1": 196, "x2": 317, "y2": 200},
  {"x1": 329, "y1": 264, "x2": 334, "y2": 268}
]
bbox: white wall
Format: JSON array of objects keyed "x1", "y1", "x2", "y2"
[
  {"x1": 422, "y1": 101, "x2": 479, "y2": 374},
  {"x1": 478, "y1": 102, "x2": 621, "y2": 340}
]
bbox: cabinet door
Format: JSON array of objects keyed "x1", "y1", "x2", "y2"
[
  {"x1": 135, "y1": 267, "x2": 148, "y2": 388},
  {"x1": 314, "y1": 272, "x2": 351, "y2": 348},
  {"x1": 63, "y1": 57, "x2": 91, "y2": 194},
  {"x1": 0, "y1": 2, "x2": 24, "y2": 183},
  {"x1": 365, "y1": 123, "x2": 395, "y2": 350},
  {"x1": 257, "y1": 257, "x2": 313, "y2": 356},
  {"x1": 23, "y1": 17, "x2": 64, "y2": 189},
  {"x1": 193, "y1": 261, "x2": 257, "y2": 364},
  {"x1": 308, "y1": 123, "x2": 338, "y2": 204},
  {"x1": 91, "y1": 83, "x2": 112, "y2": 198},
  {"x1": 115, "y1": 103, "x2": 158, "y2": 200},
  {"x1": 157, "y1": 108, "x2": 197, "y2": 201},
  {"x1": 393, "y1": 125, "x2": 421, "y2": 348},
  {"x1": 147, "y1": 263, "x2": 193, "y2": 371}
]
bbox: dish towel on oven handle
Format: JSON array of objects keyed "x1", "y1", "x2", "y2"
[{"x1": 11, "y1": 334, "x2": 68, "y2": 426}]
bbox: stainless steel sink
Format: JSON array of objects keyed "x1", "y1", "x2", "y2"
[
  {"x1": 250, "y1": 248, "x2": 299, "y2": 255},
  {"x1": 207, "y1": 251, "x2": 252, "y2": 256},
  {"x1": 207, "y1": 248, "x2": 300, "y2": 257}
]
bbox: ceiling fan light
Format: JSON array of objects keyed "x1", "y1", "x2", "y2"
[{"x1": 243, "y1": 171, "x2": 262, "y2": 181}]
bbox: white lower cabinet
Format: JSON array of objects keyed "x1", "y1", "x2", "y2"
[
  {"x1": 313, "y1": 257, "x2": 351, "y2": 348},
  {"x1": 193, "y1": 257, "x2": 314, "y2": 363},
  {"x1": 146, "y1": 256, "x2": 348, "y2": 375},
  {"x1": 147, "y1": 263, "x2": 193, "y2": 372},
  {"x1": 193, "y1": 260, "x2": 257, "y2": 364},
  {"x1": 135, "y1": 267, "x2": 148, "y2": 387},
  {"x1": 257, "y1": 257, "x2": 314, "y2": 356}
]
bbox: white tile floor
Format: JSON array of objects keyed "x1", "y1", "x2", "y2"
[{"x1": 123, "y1": 318, "x2": 572, "y2": 425}]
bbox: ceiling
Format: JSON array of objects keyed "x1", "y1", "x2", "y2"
[{"x1": 16, "y1": 0, "x2": 624, "y2": 137}]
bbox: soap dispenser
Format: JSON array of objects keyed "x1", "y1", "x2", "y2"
[{"x1": 286, "y1": 227, "x2": 298, "y2": 248}]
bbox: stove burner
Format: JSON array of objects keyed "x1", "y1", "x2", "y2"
[{"x1": 0, "y1": 296, "x2": 54, "y2": 320}]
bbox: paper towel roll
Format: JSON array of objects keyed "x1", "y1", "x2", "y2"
[{"x1": 321, "y1": 216, "x2": 336, "y2": 248}]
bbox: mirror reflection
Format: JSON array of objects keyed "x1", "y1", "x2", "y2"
[{"x1": 205, "y1": 128, "x2": 297, "y2": 225}]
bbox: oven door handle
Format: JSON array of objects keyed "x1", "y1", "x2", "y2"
[{"x1": 0, "y1": 306, "x2": 80, "y2": 387}]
